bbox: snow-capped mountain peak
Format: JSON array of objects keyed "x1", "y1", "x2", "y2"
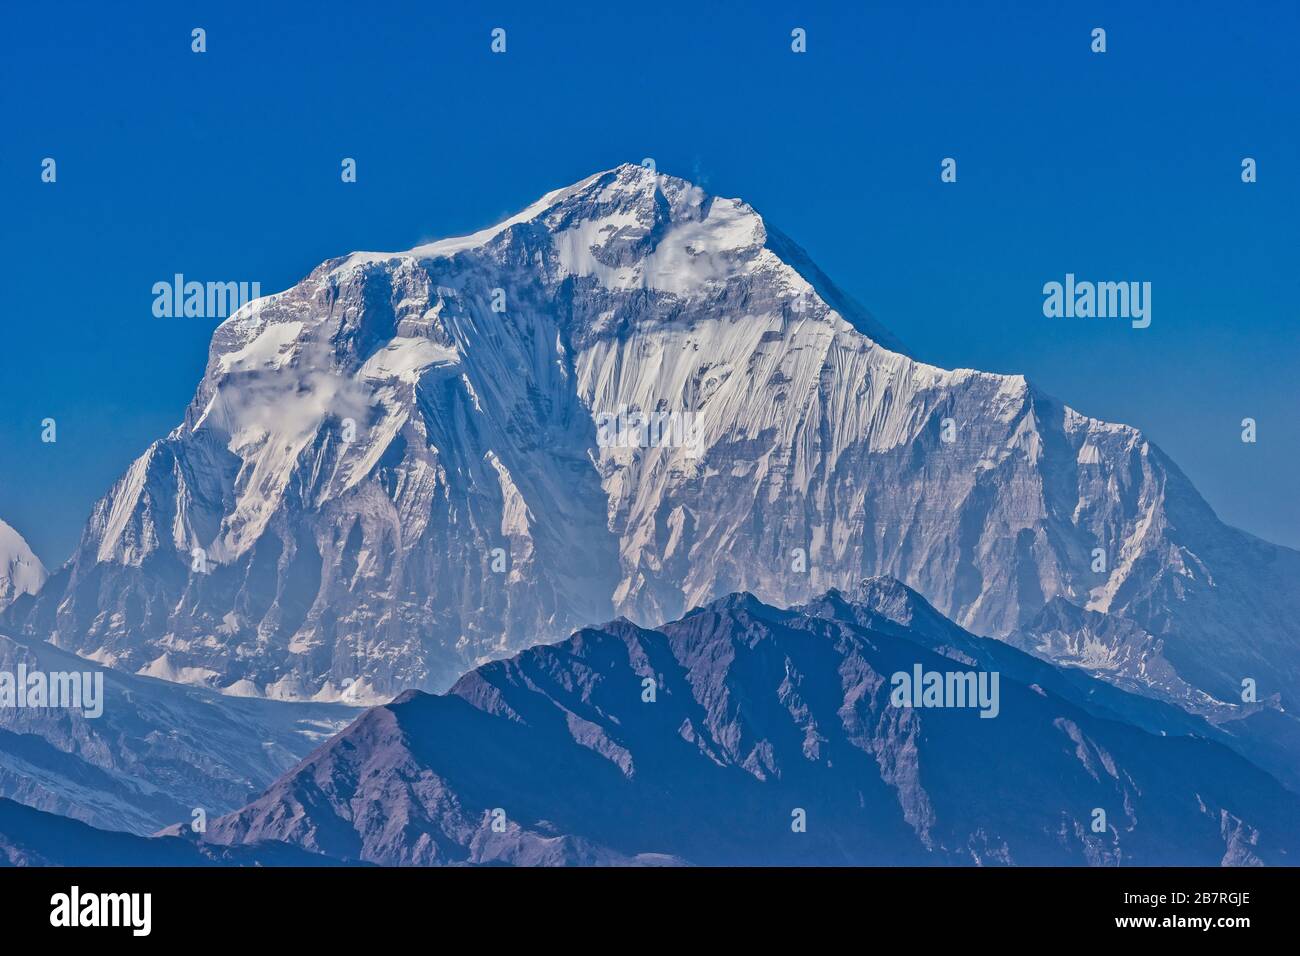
[{"x1": 9, "y1": 166, "x2": 1300, "y2": 725}]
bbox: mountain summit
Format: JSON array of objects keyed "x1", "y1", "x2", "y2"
[{"x1": 10, "y1": 165, "x2": 1300, "y2": 716}]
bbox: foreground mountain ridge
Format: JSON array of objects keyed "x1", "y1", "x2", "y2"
[
  {"x1": 7, "y1": 163, "x2": 1297, "y2": 722},
  {"x1": 194, "y1": 585, "x2": 1300, "y2": 866},
  {"x1": 0, "y1": 797, "x2": 341, "y2": 866}
]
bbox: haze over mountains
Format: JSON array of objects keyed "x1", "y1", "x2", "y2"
[
  {"x1": 0, "y1": 622, "x2": 353, "y2": 834},
  {"x1": 5, "y1": 580, "x2": 1292, "y2": 865}
]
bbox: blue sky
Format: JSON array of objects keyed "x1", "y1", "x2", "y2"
[{"x1": 2, "y1": 0, "x2": 1297, "y2": 565}]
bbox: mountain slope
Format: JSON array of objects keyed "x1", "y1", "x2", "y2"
[
  {"x1": 8, "y1": 164, "x2": 1298, "y2": 720},
  {"x1": 198, "y1": 591, "x2": 1300, "y2": 866},
  {"x1": 0, "y1": 626, "x2": 355, "y2": 834},
  {"x1": 0, "y1": 519, "x2": 45, "y2": 610},
  {"x1": 0, "y1": 797, "x2": 339, "y2": 866},
  {"x1": 815, "y1": 579, "x2": 1300, "y2": 793},
  {"x1": 808, "y1": 579, "x2": 1223, "y2": 741}
]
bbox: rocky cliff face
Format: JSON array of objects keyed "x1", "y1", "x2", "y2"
[
  {"x1": 9, "y1": 164, "x2": 1298, "y2": 715},
  {"x1": 198, "y1": 590, "x2": 1300, "y2": 866}
]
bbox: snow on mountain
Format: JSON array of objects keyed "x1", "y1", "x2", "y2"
[
  {"x1": 0, "y1": 519, "x2": 45, "y2": 609},
  {"x1": 196, "y1": 591, "x2": 1300, "y2": 866},
  {"x1": 7, "y1": 164, "x2": 1298, "y2": 727},
  {"x1": 0, "y1": 624, "x2": 355, "y2": 834}
]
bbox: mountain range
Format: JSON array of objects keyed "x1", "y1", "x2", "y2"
[
  {"x1": 5, "y1": 164, "x2": 1297, "y2": 730},
  {"x1": 189, "y1": 585, "x2": 1300, "y2": 866},
  {"x1": 1, "y1": 164, "x2": 1296, "y2": 864}
]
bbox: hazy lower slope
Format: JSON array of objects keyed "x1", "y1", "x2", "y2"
[{"x1": 0, "y1": 627, "x2": 354, "y2": 834}]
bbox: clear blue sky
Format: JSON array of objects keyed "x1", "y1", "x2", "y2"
[{"x1": 2, "y1": 0, "x2": 1297, "y2": 566}]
